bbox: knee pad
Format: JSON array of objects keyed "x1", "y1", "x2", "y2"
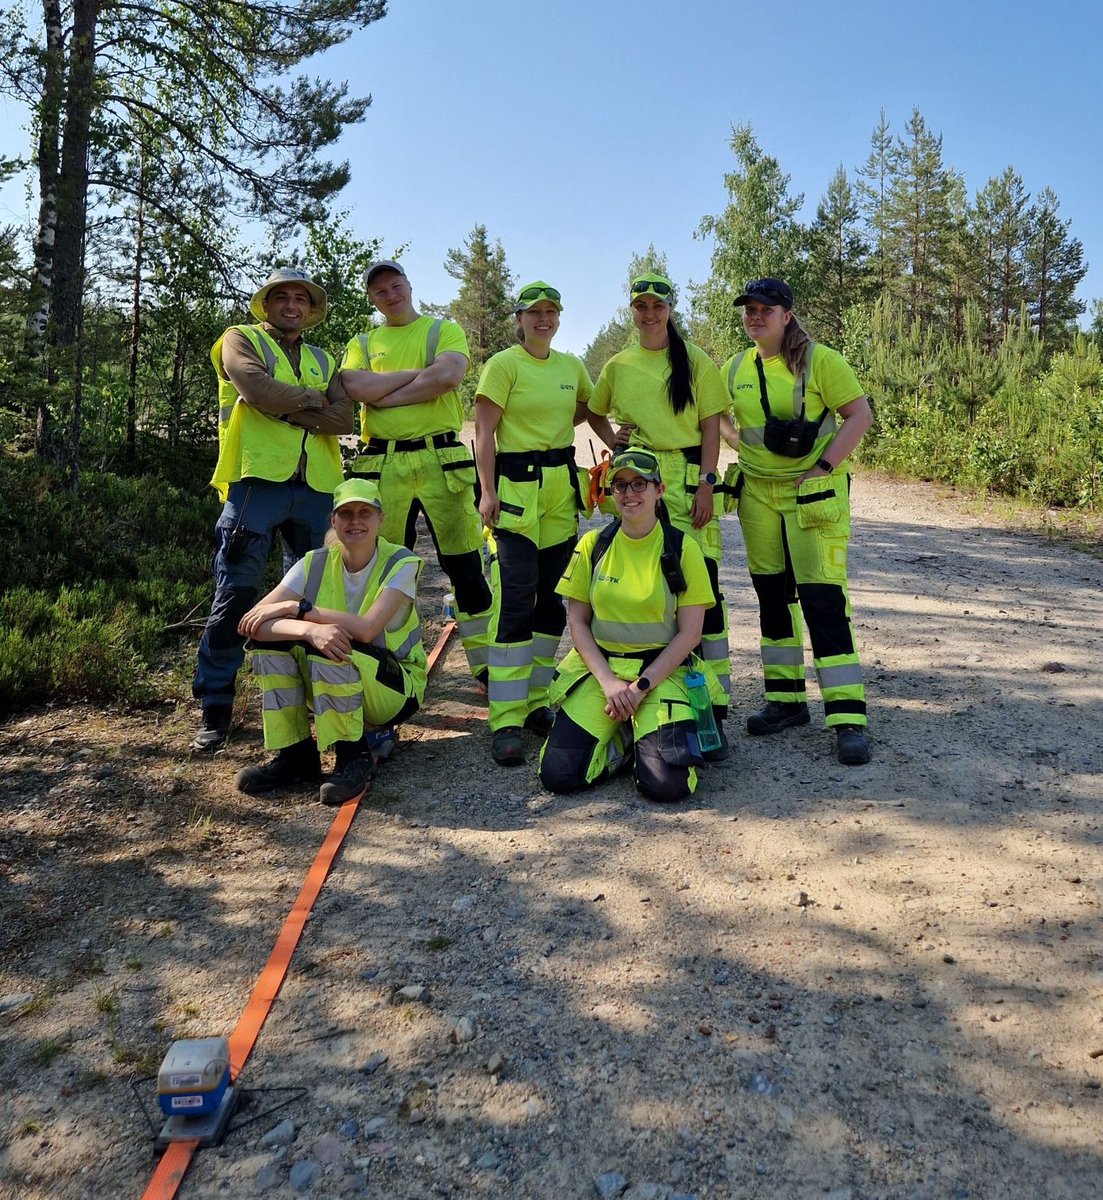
[
  {"x1": 539, "y1": 711, "x2": 600, "y2": 794},
  {"x1": 439, "y1": 549, "x2": 492, "y2": 614},
  {"x1": 634, "y1": 723, "x2": 697, "y2": 803},
  {"x1": 751, "y1": 571, "x2": 797, "y2": 640}
]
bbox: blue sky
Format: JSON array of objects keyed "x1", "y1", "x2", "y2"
[{"x1": 0, "y1": 0, "x2": 1099, "y2": 356}]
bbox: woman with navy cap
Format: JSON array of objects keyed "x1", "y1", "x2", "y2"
[
  {"x1": 721, "y1": 278, "x2": 873, "y2": 765},
  {"x1": 587, "y1": 273, "x2": 732, "y2": 756},
  {"x1": 475, "y1": 282, "x2": 614, "y2": 767}
]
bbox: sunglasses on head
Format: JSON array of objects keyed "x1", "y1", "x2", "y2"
[
  {"x1": 518, "y1": 285, "x2": 561, "y2": 303},
  {"x1": 611, "y1": 477, "x2": 653, "y2": 494},
  {"x1": 630, "y1": 279, "x2": 673, "y2": 298},
  {"x1": 743, "y1": 280, "x2": 789, "y2": 306}
]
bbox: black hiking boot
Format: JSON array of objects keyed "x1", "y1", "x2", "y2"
[
  {"x1": 746, "y1": 701, "x2": 811, "y2": 736},
  {"x1": 492, "y1": 727, "x2": 525, "y2": 766},
  {"x1": 193, "y1": 703, "x2": 233, "y2": 751},
  {"x1": 319, "y1": 749, "x2": 376, "y2": 806},
  {"x1": 523, "y1": 706, "x2": 556, "y2": 737},
  {"x1": 234, "y1": 738, "x2": 321, "y2": 794},
  {"x1": 835, "y1": 725, "x2": 871, "y2": 766}
]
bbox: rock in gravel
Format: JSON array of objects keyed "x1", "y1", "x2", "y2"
[
  {"x1": 790, "y1": 890, "x2": 810, "y2": 907},
  {"x1": 451, "y1": 1015, "x2": 477, "y2": 1043},
  {"x1": 258, "y1": 1118, "x2": 296, "y2": 1150},
  {"x1": 825, "y1": 1188, "x2": 855, "y2": 1200},
  {"x1": 338, "y1": 1118, "x2": 359, "y2": 1139},
  {"x1": 0, "y1": 993, "x2": 33, "y2": 1016},
  {"x1": 359, "y1": 1051, "x2": 388, "y2": 1074},
  {"x1": 486, "y1": 1051, "x2": 506, "y2": 1075},
  {"x1": 625, "y1": 1184, "x2": 670, "y2": 1200},
  {"x1": 362, "y1": 1116, "x2": 386, "y2": 1135},
  {"x1": 311, "y1": 1133, "x2": 342, "y2": 1164},
  {"x1": 288, "y1": 1159, "x2": 321, "y2": 1191},
  {"x1": 393, "y1": 984, "x2": 426, "y2": 1003},
  {"x1": 255, "y1": 1163, "x2": 282, "y2": 1192},
  {"x1": 594, "y1": 1170, "x2": 629, "y2": 1198},
  {"x1": 452, "y1": 895, "x2": 477, "y2": 912},
  {"x1": 475, "y1": 1151, "x2": 500, "y2": 1170}
]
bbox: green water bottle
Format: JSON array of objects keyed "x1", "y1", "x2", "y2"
[{"x1": 684, "y1": 670, "x2": 721, "y2": 752}]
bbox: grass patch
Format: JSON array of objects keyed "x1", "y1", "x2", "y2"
[
  {"x1": 18, "y1": 1117, "x2": 42, "y2": 1137},
  {"x1": 94, "y1": 984, "x2": 120, "y2": 1015},
  {"x1": 34, "y1": 1033, "x2": 71, "y2": 1066},
  {"x1": 426, "y1": 935, "x2": 453, "y2": 951}
]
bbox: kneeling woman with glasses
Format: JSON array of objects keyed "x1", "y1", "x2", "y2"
[
  {"x1": 587, "y1": 273, "x2": 732, "y2": 753},
  {"x1": 539, "y1": 448, "x2": 718, "y2": 803}
]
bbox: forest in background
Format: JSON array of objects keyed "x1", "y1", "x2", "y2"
[{"x1": 0, "y1": 2, "x2": 1100, "y2": 714}]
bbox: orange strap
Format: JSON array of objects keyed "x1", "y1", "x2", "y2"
[
  {"x1": 586, "y1": 449, "x2": 612, "y2": 512},
  {"x1": 141, "y1": 621, "x2": 457, "y2": 1199}
]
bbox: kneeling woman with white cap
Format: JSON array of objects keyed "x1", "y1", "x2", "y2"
[
  {"x1": 539, "y1": 449, "x2": 719, "y2": 803},
  {"x1": 234, "y1": 479, "x2": 427, "y2": 805}
]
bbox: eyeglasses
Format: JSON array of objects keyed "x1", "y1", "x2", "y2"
[
  {"x1": 611, "y1": 477, "x2": 653, "y2": 494},
  {"x1": 630, "y1": 279, "x2": 673, "y2": 298},
  {"x1": 742, "y1": 280, "x2": 789, "y2": 306},
  {"x1": 517, "y1": 285, "x2": 561, "y2": 304}
]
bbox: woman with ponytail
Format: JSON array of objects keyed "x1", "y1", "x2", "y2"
[
  {"x1": 588, "y1": 273, "x2": 731, "y2": 758},
  {"x1": 721, "y1": 277, "x2": 873, "y2": 766}
]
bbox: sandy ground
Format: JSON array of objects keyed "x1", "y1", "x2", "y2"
[{"x1": 1, "y1": 470, "x2": 1101, "y2": 1200}]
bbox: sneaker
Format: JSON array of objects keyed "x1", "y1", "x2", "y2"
[
  {"x1": 836, "y1": 725, "x2": 871, "y2": 766},
  {"x1": 193, "y1": 704, "x2": 232, "y2": 751},
  {"x1": 363, "y1": 725, "x2": 398, "y2": 763},
  {"x1": 491, "y1": 727, "x2": 525, "y2": 767},
  {"x1": 523, "y1": 706, "x2": 556, "y2": 737},
  {"x1": 234, "y1": 739, "x2": 321, "y2": 794},
  {"x1": 319, "y1": 753, "x2": 376, "y2": 806},
  {"x1": 746, "y1": 701, "x2": 810, "y2": 736}
]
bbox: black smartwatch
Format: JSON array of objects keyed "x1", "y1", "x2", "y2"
[
  {"x1": 297, "y1": 598, "x2": 313, "y2": 618},
  {"x1": 816, "y1": 457, "x2": 834, "y2": 473},
  {"x1": 636, "y1": 676, "x2": 652, "y2": 693},
  {"x1": 701, "y1": 471, "x2": 719, "y2": 486}
]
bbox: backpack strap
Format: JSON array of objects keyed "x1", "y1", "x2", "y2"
[{"x1": 589, "y1": 514, "x2": 686, "y2": 595}]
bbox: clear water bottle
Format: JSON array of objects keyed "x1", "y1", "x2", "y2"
[
  {"x1": 684, "y1": 670, "x2": 721, "y2": 752},
  {"x1": 442, "y1": 592, "x2": 456, "y2": 621}
]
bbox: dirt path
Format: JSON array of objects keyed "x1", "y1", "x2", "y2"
[{"x1": 2, "y1": 474, "x2": 1101, "y2": 1200}]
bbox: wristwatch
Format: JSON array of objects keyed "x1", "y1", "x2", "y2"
[
  {"x1": 816, "y1": 458, "x2": 834, "y2": 473},
  {"x1": 636, "y1": 676, "x2": 652, "y2": 693},
  {"x1": 297, "y1": 598, "x2": 313, "y2": 618},
  {"x1": 701, "y1": 471, "x2": 719, "y2": 486}
]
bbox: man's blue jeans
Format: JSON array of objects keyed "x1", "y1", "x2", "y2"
[{"x1": 192, "y1": 478, "x2": 333, "y2": 707}]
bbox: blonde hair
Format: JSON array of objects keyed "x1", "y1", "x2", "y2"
[{"x1": 781, "y1": 312, "x2": 812, "y2": 379}]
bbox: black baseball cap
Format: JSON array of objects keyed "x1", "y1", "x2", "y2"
[{"x1": 734, "y1": 278, "x2": 794, "y2": 309}]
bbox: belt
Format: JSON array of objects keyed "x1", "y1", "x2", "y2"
[
  {"x1": 638, "y1": 444, "x2": 702, "y2": 465},
  {"x1": 496, "y1": 446, "x2": 575, "y2": 469},
  {"x1": 364, "y1": 431, "x2": 459, "y2": 454}
]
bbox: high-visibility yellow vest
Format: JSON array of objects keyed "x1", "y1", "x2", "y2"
[
  {"x1": 302, "y1": 539, "x2": 428, "y2": 701},
  {"x1": 209, "y1": 324, "x2": 341, "y2": 501}
]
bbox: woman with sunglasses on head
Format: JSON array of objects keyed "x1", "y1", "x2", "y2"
[
  {"x1": 721, "y1": 278, "x2": 873, "y2": 765},
  {"x1": 539, "y1": 448, "x2": 716, "y2": 803},
  {"x1": 587, "y1": 273, "x2": 732, "y2": 757},
  {"x1": 475, "y1": 281, "x2": 615, "y2": 767}
]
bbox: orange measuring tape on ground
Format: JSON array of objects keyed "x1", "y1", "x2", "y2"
[{"x1": 140, "y1": 620, "x2": 457, "y2": 1200}]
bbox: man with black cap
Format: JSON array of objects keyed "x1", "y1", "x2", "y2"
[
  {"x1": 192, "y1": 267, "x2": 356, "y2": 751},
  {"x1": 341, "y1": 260, "x2": 495, "y2": 686}
]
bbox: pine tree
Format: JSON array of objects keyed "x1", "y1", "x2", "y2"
[
  {"x1": 443, "y1": 224, "x2": 515, "y2": 385},
  {"x1": 968, "y1": 168, "x2": 1031, "y2": 349},
  {"x1": 1025, "y1": 187, "x2": 1087, "y2": 344},
  {"x1": 804, "y1": 165, "x2": 870, "y2": 345},
  {"x1": 856, "y1": 111, "x2": 896, "y2": 304},
  {"x1": 693, "y1": 124, "x2": 805, "y2": 354}
]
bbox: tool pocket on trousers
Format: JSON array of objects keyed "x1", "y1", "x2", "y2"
[
  {"x1": 796, "y1": 476, "x2": 841, "y2": 530},
  {"x1": 437, "y1": 442, "x2": 477, "y2": 494},
  {"x1": 349, "y1": 451, "x2": 385, "y2": 483},
  {"x1": 717, "y1": 464, "x2": 744, "y2": 516},
  {"x1": 656, "y1": 718, "x2": 704, "y2": 768}
]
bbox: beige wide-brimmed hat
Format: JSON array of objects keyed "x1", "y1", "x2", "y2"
[{"x1": 249, "y1": 268, "x2": 328, "y2": 329}]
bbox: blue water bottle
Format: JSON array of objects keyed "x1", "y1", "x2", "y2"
[{"x1": 684, "y1": 670, "x2": 721, "y2": 753}]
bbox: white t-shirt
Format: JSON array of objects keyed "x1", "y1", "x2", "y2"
[{"x1": 281, "y1": 551, "x2": 418, "y2": 633}]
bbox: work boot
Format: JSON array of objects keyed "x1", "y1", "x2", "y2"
[
  {"x1": 193, "y1": 703, "x2": 232, "y2": 751},
  {"x1": 523, "y1": 706, "x2": 556, "y2": 737},
  {"x1": 835, "y1": 725, "x2": 871, "y2": 766},
  {"x1": 319, "y1": 745, "x2": 376, "y2": 806},
  {"x1": 234, "y1": 738, "x2": 321, "y2": 794},
  {"x1": 746, "y1": 701, "x2": 810, "y2": 736},
  {"x1": 492, "y1": 727, "x2": 525, "y2": 767}
]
